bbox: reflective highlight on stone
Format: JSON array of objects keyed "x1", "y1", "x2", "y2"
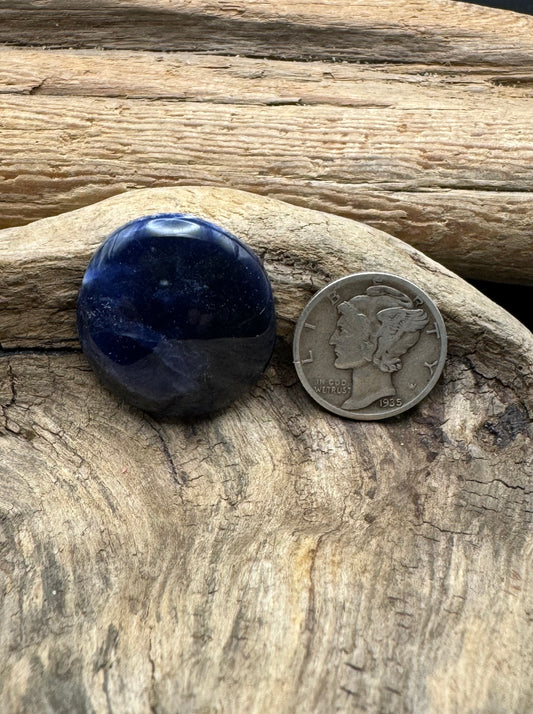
[{"x1": 77, "y1": 214, "x2": 276, "y2": 416}]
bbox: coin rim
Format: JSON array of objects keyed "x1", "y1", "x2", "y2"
[{"x1": 293, "y1": 272, "x2": 447, "y2": 420}]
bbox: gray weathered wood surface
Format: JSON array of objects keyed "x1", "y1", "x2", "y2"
[
  {"x1": 0, "y1": 187, "x2": 532, "y2": 713},
  {"x1": 1, "y1": 1, "x2": 533, "y2": 711},
  {"x1": 0, "y1": 0, "x2": 532, "y2": 283}
]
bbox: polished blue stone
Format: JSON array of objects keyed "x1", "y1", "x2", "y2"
[{"x1": 77, "y1": 214, "x2": 276, "y2": 416}]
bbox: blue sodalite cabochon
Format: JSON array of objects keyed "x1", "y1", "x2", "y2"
[{"x1": 77, "y1": 214, "x2": 277, "y2": 416}]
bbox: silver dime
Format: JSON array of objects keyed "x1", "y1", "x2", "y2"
[{"x1": 293, "y1": 273, "x2": 447, "y2": 420}]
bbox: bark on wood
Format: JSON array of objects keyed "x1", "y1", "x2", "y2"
[
  {"x1": 0, "y1": 187, "x2": 532, "y2": 713},
  {"x1": 0, "y1": 47, "x2": 532, "y2": 284}
]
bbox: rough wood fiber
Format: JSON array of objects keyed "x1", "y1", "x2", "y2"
[
  {"x1": 2, "y1": 0, "x2": 533, "y2": 65},
  {"x1": 0, "y1": 0, "x2": 532, "y2": 285},
  {"x1": 0, "y1": 187, "x2": 532, "y2": 714}
]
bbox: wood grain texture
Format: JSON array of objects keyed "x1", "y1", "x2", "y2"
[
  {"x1": 1, "y1": 0, "x2": 533, "y2": 65},
  {"x1": 1, "y1": 47, "x2": 532, "y2": 284},
  {"x1": 0, "y1": 187, "x2": 532, "y2": 713}
]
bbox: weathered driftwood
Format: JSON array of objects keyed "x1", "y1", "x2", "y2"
[
  {"x1": 2, "y1": 0, "x2": 533, "y2": 63},
  {"x1": 0, "y1": 0, "x2": 532, "y2": 284},
  {"x1": 0, "y1": 187, "x2": 532, "y2": 714}
]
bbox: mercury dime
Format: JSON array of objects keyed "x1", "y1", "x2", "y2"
[{"x1": 293, "y1": 273, "x2": 447, "y2": 420}]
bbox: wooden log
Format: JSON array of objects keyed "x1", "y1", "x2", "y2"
[
  {"x1": 0, "y1": 187, "x2": 532, "y2": 713},
  {"x1": 0, "y1": 46, "x2": 532, "y2": 284},
  {"x1": 2, "y1": 0, "x2": 533, "y2": 65}
]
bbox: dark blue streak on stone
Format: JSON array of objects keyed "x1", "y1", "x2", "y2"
[{"x1": 77, "y1": 214, "x2": 276, "y2": 416}]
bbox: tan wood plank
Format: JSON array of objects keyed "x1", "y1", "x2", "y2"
[
  {"x1": 0, "y1": 0, "x2": 532, "y2": 65},
  {"x1": 1, "y1": 48, "x2": 531, "y2": 283}
]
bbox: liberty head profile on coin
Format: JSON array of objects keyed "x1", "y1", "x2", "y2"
[
  {"x1": 329, "y1": 285, "x2": 429, "y2": 410},
  {"x1": 293, "y1": 273, "x2": 447, "y2": 420}
]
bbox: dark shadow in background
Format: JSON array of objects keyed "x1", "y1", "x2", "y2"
[
  {"x1": 455, "y1": 0, "x2": 533, "y2": 13},
  {"x1": 469, "y1": 281, "x2": 532, "y2": 332}
]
